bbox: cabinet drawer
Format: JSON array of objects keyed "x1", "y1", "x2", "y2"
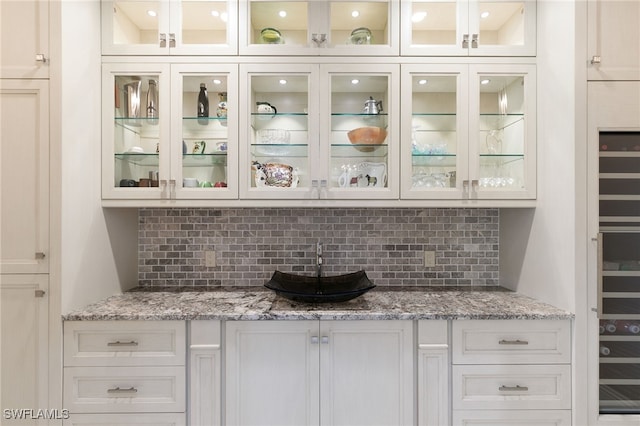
[
  {"x1": 452, "y1": 365, "x2": 571, "y2": 410},
  {"x1": 64, "y1": 413, "x2": 185, "y2": 425},
  {"x1": 63, "y1": 366, "x2": 185, "y2": 413},
  {"x1": 452, "y1": 320, "x2": 571, "y2": 364},
  {"x1": 64, "y1": 321, "x2": 185, "y2": 366},
  {"x1": 452, "y1": 409, "x2": 571, "y2": 426}
]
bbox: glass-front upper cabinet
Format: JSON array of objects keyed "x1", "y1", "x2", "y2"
[
  {"x1": 171, "y1": 64, "x2": 238, "y2": 199},
  {"x1": 101, "y1": 0, "x2": 238, "y2": 55},
  {"x1": 321, "y1": 64, "x2": 399, "y2": 199},
  {"x1": 102, "y1": 63, "x2": 238, "y2": 201},
  {"x1": 239, "y1": 64, "x2": 318, "y2": 199},
  {"x1": 401, "y1": 65, "x2": 468, "y2": 199},
  {"x1": 468, "y1": 64, "x2": 536, "y2": 199},
  {"x1": 401, "y1": 0, "x2": 536, "y2": 56},
  {"x1": 239, "y1": 0, "x2": 399, "y2": 56},
  {"x1": 239, "y1": 63, "x2": 399, "y2": 200},
  {"x1": 401, "y1": 63, "x2": 535, "y2": 200}
]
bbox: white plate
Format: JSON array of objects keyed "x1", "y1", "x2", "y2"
[{"x1": 356, "y1": 162, "x2": 387, "y2": 188}]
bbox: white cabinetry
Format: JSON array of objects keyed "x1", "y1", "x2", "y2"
[
  {"x1": 63, "y1": 321, "x2": 186, "y2": 423},
  {"x1": 417, "y1": 320, "x2": 449, "y2": 426},
  {"x1": 401, "y1": 0, "x2": 536, "y2": 56},
  {"x1": 239, "y1": 0, "x2": 399, "y2": 56},
  {"x1": 451, "y1": 320, "x2": 572, "y2": 426},
  {"x1": 587, "y1": 0, "x2": 640, "y2": 80},
  {"x1": 0, "y1": 79, "x2": 50, "y2": 274},
  {"x1": 189, "y1": 320, "x2": 222, "y2": 426},
  {"x1": 102, "y1": 62, "x2": 238, "y2": 201},
  {"x1": 401, "y1": 63, "x2": 536, "y2": 200},
  {"x1": 0, "y1": 0, "x2": 49, "y2": 78},
  {"x1": 101, "y1": 0, "x2": 238, "y2": 55},
  {"x1": 240, "y1": 62, "x2": 400, "y2": 200},
  {"x1": 225, "y1": 320, "x2": 414, "y2": 426}
]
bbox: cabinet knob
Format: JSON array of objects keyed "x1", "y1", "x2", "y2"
[
  {"x1": 591, "y1": 55, "x2": 601, "y2": 65},
  {"x1": 35, "y1": 252, "x2": 46, "y2": 260},
  {"x1": 34, "y1": 290, "x2": 46, "y2": 298},
  {"x1": 35, "y1": 53, "x2": 47, "y2": 63}
]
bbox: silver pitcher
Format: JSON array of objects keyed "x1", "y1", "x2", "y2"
[{"x1": 363, "y1": 96, "x2": 383, "y2": 114}]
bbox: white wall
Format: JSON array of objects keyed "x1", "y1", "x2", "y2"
[
  {"x1": 500, "y1": 0, "x2": 576, "y2": 313},
  {"x1": 60, "y1": 0, "x2": 137, "y2": 314}
]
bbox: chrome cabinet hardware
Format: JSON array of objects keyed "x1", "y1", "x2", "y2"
[
  {"x1": 107, "y1": 386, "x2": 138, "y2": 394},
  {"x1": 35, "y1": 54, "x2": 47, "y2": 63},
  {"x1": 35, "y1": 252, "x2": 46, "y2": 259},
  {"x1": 169, "y1": 33, "x2": 176, "y2": 48},
  {"x1": 462, "y1": 34, "x2": 469, "y2": 48},
  {"x1": 311, "y1": 33, "x2": 327, "y2": 46},
  {"x1": 498, "y1": 339, "x2": 529, "y2": 345},
  {"x1": 591, "y1": 55, "x2": 601, "y2": 64},
  {"x1": 499, "y1": 385, "x2": 529, "y2": 392},
  {"x1": 471, "y1": 34, "x2": 479, "y2": 48},
  {"x1": 321, "y1": 336, "x2": 329, "y2": 344},
  {"x1": 34, "y1": 290, "x2": 46, "y2": 298},
  {"x1": 107, "y1": 340, "x2": 139, "y2": 347},
  {"x1": 159, "y1": 33, "x2": 167, "y2": 48},
  {"x1": 311, "y1": 336, "x2": 319, "y2": 344}
]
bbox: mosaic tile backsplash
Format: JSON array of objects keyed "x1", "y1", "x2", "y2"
[{"x1": 138, "y1": 208, "x2": 499, "y2": 287}]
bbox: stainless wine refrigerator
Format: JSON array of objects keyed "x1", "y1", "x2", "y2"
[{"x1": 597, "y1": 131, "x2": 640, "y2": 414}]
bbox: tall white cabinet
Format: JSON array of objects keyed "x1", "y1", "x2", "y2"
[{"x1": 0, "y1": 61, "x2": 50, "y2": 425}]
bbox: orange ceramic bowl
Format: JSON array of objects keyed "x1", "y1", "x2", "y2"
[{"x1": 347, "y1": 126, "x2": 387, "y2": 146}]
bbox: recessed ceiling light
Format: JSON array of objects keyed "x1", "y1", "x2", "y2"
[
  {"x1": 351, "y1": 10, "x2": 360, "y2": 18},
  {"x1": 211, "y1": 10, "x2": 219, "y2": 17},
  {"x1": 213, "y1": 79, "x2": 222, "y2": 85},
  {"x1": 480, "y1": 79, "x2": 491, "y2": 85},
  {"x1": 351, "y1": 79, "x2": 360, "y2": 85},
  {"x1": 480, "y1": 11, "x2": 490, "y2": 18},
  {"x1": 412, "y1": 11, "x2": 427, "y2": 23},
  {"x1": 279, "y1": 79, "x2": 287, "y2": 85},
  {"x1": 279, "y1": 10, "x2": 287, "y2": 18},
  {"x1": 147, "y1": 10, "x2": 157, "y2": 17},
  {"x1": 418, "y1": 79, "x2": 428, "y2": 85}
]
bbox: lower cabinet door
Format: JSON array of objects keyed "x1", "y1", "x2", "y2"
[
  {"x1": 63, "y1": 366, "x2": 185, "y2": 414},
  {"x1": 225, "y1": 320, "x2": 320, "y2": 426},
  {"x1": 452, "y1": 409, "x2": 571, "y2": 426},
  {"x1": 320, "y1": 320, "x2": 414, "y2": 426},
  {"x1": 63, "y1": 413, "x2": 185, "y2": 426}
]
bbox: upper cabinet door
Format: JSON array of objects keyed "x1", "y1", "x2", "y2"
[
  {"x1": 401, "y1": 0, "x2": 536, "y2": 56},
  {"x1": 239, "y1": 0, "x2": 399, "y2": 56},
  {"x1": 468, "y1": 63, "x2": 536, "y2": 199},
  {"x1": 587, "y1": 0, "x2": 640, "y2": 80},
  {"x1": 102, "y1": 0, "x2": 238, "y2": 55},
  {"x1": 0, "y1": 0, "x2": 49, "y2": 78}
]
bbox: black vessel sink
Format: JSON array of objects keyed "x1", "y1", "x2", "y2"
[{"x1": 264, "y1": 270, "x2": 375, "y2": 303}]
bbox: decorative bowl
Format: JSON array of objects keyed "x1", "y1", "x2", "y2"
[{"x1": 347, "y1": 127, "x2": 387, "y2": 151}]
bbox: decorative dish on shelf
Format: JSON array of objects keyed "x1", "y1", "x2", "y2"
[{"x1": 253, "y1": 161, "x2": 299, "y2": 188}]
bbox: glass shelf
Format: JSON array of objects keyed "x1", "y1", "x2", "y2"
[
  {"x1": 114, "y1": 117, "x2": 160, "y2": 135},
  {"x1": 251, "y1": 112, "x2": 308, "y2": 129},
  {"x1": 479, "y1": 114, "x2": 525, "y2": 131},
  {"x1": 251, "y1": 143, "x2": 308, "y2": 158},
  {"x1": 182, "y1": 153, "x2": 228, "y2": 166},
  {"x1": 331, "y1": 144, "x2": 388, "y2": 158},
  {"x1": 412, "y1": 154, "x2": 457, "y2": 167},
  {"x1": 115, "y1": 153, "x2": 159, "y2": 167}
]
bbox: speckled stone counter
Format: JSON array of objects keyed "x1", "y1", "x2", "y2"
[{"x1": 62, "y1": 287, "x2": 573, "y2": 321}]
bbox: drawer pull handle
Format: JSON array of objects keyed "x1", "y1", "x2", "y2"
[
  {"x1": 499, "y1": 385, "x2": 529, "y2": 392},
  {"x1": 107, "y1": 340, "x2": 139, "y2": 347},
  {"x1": 107, "y1": 386, "x2": 138, "y2": 394},
  {"x1": 498, "y1": 339, "x2": 529, "y2": 345}
]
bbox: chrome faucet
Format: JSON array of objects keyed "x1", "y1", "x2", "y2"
[{"x1": 316, "y1": 242, "x2": 323, "y2": 277}]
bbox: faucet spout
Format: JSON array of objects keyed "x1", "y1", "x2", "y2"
[{"x1": 316, "y1": 242, "x2": 323, "y2": 278}]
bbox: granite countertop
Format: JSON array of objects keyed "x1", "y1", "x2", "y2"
[{"x1": 62, "y1": 287, "x2": 573, "y2": 321}]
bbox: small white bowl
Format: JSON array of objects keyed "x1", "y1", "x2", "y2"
[{"x1": 127, "y1": 146, "x2": 144, "y2": 153}]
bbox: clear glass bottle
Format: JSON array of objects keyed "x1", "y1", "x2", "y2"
[{"x1": 146, "y1": 79, "x2": 158, "y2": 124}]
